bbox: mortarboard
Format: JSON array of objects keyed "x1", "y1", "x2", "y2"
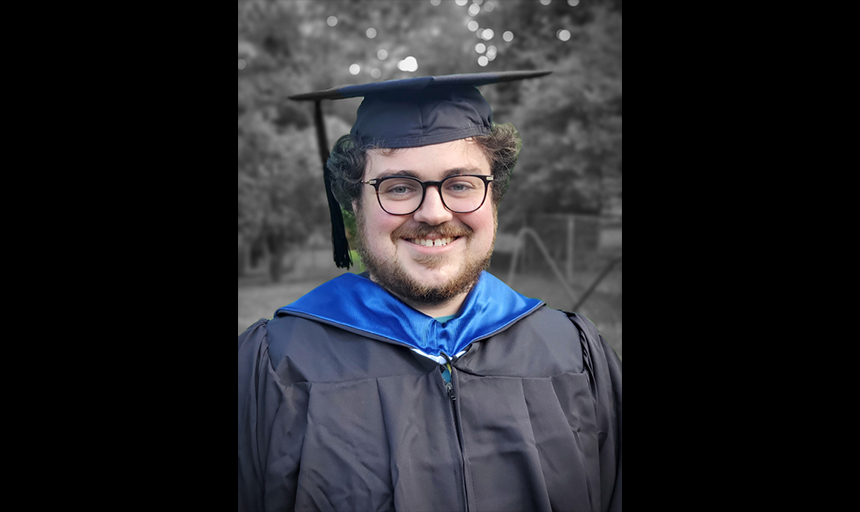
[{"x1": 289, "y1": 70, "x2": 552, "y2": 268}]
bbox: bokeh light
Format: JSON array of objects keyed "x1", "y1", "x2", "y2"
[
  {"x1": 557, "y1": 29, "x2": 571, "y2": 41},
  {"x1": 502, "y1": 30, "x2": 514, "y2": 42},
  {"x1": 481, "y1": 28, "x2": 494, "y2": 40},
  {"x1": 468, "y1": 4, "x2": 480, "y2": 16},
  {"x1": 430, "y1": 0, "x2": 441, "y2": 6},
  {"x1": 468, "y1": 20, "x2": 479, "y2": 31},
  {"x1": 371, "y1": 68, "x2": 382, "y2": 78},
  {"x1": 326, "y1": 16, "x2": 337, "y2": 27},
  {"x1": 366, "y1": 28, "x2": 377, "y2": 38},
  {"x1": 455, "y1": 0, "x2": 468, "y2": 6},
  {"x1": 238, "y1": 59, "x2": 247, "y2": 70},
  {"x1": 377, "y1": 49, "x2": 388, "y2": 60},
  {"x1": 475, "y1": 43, "x2": 486, "y2": 54},
  {"x1": 568, "y1": 0, "x2": 580, "y2": 6},
  {"x1": 349, "y1": 64, "x2": 361, "y2": 75},
  {"x1": 486, "y1": 45, "x2": 497, "y2": 60},
  {"x1": 478, "y1": 56, "x2": 489, "y2": 67},
  {"x1": 397, "y1": 56, "x2": 419, "y2": 72},
  {"x1": 484, "y1": 1, "x2": 495, "y2": 12},
  {"x1": 540, "y1": 0, "x2": 552, "y2": 5}
]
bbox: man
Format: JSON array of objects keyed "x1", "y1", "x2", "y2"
[{"x1": 238, "y1": 71, "x2": 622, "y2": 512}]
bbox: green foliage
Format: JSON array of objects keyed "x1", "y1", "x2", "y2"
[
  {"x1": 341, "y1": 206, "x2": 357, "y2": 245},
  {"x1": 349, "y1": 249, "x2": 365, "y2": 273}
]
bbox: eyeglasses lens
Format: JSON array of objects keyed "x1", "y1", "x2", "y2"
[{"x1": 377, "y1": 176, "x2": 487, "y2": 214}]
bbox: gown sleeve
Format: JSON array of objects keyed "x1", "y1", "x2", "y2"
[
  {"x1": 569, "y1": 313, "x2": 622, "y2": 512},
  {"x1": 596, "y1": 329, "x2": 622, "y2": 512},
  {"x1": 238, "y1": 319, "x2": 309, "y2": 512}
]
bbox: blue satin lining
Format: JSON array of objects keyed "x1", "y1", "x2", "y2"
[{"x1": 277, "y1": 271, "x2": 544, "y2": 358}]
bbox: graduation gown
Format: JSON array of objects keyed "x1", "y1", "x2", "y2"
[{"x1": 238, "y1": 271, "x2": 621, "y2": 512}]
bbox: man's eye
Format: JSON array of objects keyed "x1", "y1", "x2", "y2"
[
  {"x1": 447, "y1": 183, "x2": 472, "y2": 191},
  {"x1": 443, "y1": 178, "x2": 480, "y2": 195},
  {"x1": 381, "y1": 180, "x2": 419, "y2": 196}
]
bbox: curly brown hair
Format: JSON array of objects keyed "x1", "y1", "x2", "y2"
[{"x1": 327, "y1": 123, "x2": 522, "y2": 213}]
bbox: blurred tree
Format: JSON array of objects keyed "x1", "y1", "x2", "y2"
[
  {"x1": 495, "y1": 0, "x2": 622, "y2": 228},
  {"x1": 238, "y1": 0, "x2": 325, "y2": 280}
]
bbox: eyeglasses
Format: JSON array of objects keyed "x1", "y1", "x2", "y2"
[{"x1": 362, "y1": 174, "x2": 494, "y2": 215}]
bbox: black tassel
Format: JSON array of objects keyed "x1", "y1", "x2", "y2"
[
  {"x1": 324, "y1": 161, "x2": 352, "y2": 268},
  {"x1": 314, "y1": 99, "x2": 352, "y2": 269}
]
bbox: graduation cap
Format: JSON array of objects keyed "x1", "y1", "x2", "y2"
[{"x1": 288, "y1": 70, "x2": 552, "y2": 268}]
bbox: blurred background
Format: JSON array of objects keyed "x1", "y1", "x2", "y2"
[{"x1": 238, "y1": 0, "x2": 622, "y2": 359}]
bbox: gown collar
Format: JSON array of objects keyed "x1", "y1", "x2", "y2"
[{"x1": 277, "y1": 271, "x2": 544, "y2": 359}]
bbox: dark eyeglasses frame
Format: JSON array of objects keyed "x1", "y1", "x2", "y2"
[{"x1": 362, "y1": 174, "x2": 494, "y2": 215}]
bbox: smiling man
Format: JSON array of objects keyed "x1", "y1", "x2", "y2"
[
  {"x1": 354, "y1": 139, "x2": 498, "y2": 317},
  {"x1": 238, "y1": 72, "x2": 622, "y2": 512}
]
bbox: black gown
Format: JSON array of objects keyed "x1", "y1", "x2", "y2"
[{"x1": 238, "y1": 272, "x2": 621, "y2": 511}]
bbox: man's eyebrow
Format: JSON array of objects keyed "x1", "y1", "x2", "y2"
[
  {"x1": 375, "y1": 168, "x2": 485, "y2": 180},
  {"x1": 376, "y1": 170, "x2": 421, "y2": 179},
  {"x1": 442, "y1": 167, "x2": 485, "y2": 178}
]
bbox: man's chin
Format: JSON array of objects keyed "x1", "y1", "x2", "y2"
[
  {"x1": 407, "y1": 253, "x2": 449, "y2": 270},
  {"x1": 402, "y1": 262, "x2": 457, "y2": 284},
  {"x1": 363, "y1": 256, "x2": 484, "y2": 308}
]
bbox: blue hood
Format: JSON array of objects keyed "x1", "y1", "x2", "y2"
[{"x1": 276, "y1": 271, "x2": 544, "y2": 359}]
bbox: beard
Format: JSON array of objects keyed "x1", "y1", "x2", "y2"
[{"x1": 354, "y1": 208, "x2": 496, "y2": 308}]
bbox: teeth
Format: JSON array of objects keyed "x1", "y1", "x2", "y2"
[{"x1": 412, "y1": 237, "x2": 454, "y2": 247}]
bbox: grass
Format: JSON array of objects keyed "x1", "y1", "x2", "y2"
[{"x1": 238, "y1": 259, "x2": 621, "y2": 360}]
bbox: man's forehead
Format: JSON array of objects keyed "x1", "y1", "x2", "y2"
[{"x1": 364, "y1": 139, "x2": 491, "y2": 179}]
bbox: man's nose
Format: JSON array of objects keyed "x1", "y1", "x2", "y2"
[{"x1": 411, "y1": 185, "x2": 453, "y2": 226}]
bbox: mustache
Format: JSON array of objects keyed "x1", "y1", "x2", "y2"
[{"x1": 391, "y1": 222, "x2": 472, "y2": 240}]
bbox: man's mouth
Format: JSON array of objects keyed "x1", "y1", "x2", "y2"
[{"x1": 407, "y1": 236, "x2": 458, "y2": 247}]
